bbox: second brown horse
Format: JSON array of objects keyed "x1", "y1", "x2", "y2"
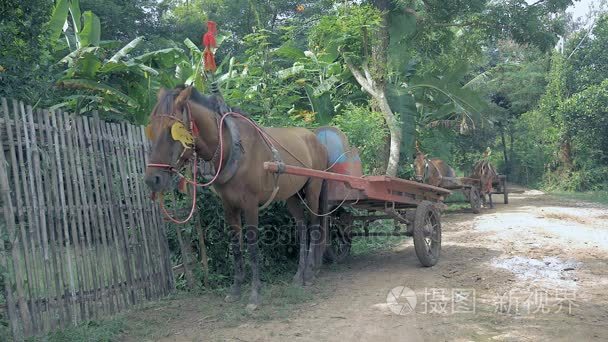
[{"x1": 413, "y1": 151, "x2": 456, "y2": 187}]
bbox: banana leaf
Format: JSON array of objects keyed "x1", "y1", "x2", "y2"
[
  {"x1": 57, "y1": 79, "x2": 137, "y2": 107},
  {"x1": 78, "y1": 11, "x2": 100, "y2": 47},
  {"x1": 69, "y1": 0, "x2": 82, "y2": 33},
  {"x1": 274, "y1": 42, "x2": 306, "y2": 60},
  {"x1": 134, "y1": 48, "x2": 186, "y2": 66},
  {"x1": 304, "y1": 84, "x2": 334, "y2": 125},
  {"x1": 48, "y1": 0, "x2": 69, "y2": 42},
  {"x1": 109, "y1": 37, "x2": 143, "y2": 63},
  {"x1": 76, "y1": 52, "x2": 101, "y2": 78},
  {"x1": 184, "y1": 38, "x2": 201, "y2": 54}
]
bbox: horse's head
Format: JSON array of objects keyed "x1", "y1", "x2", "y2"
[
  {"x1": 144, "y1": 86, "x2": 231, "y2": 192},
  {"x1": 144, "y1": 87, "x2": 195, "y2": 192},
  {"x1": 413, "y1": 152, "x2": 428, "y2": 182},
  {"x1": 473, "y1": 160, "x2": 497, "y2": 193}
]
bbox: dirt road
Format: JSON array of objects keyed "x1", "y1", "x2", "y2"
[{"x1": 128, "y1": 188, "x2": 608, "y2": 342}]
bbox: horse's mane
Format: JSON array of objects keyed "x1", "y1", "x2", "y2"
[
  {"x1": 150, "y1": 87, "x2": 182, "y2": 117},
  {"x1": 151, "y1": 85, "x2": 248, "y2": 118}
]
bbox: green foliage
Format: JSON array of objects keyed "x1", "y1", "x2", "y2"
[
  {"x1": 505, "y1": 14, "x2": 608, "y2": 191},
  {"x1": 332, "y1": 104, "x2": 388, "y2": 174},
  {"x1": 512, "y1": 108, "x2": 557, "y2": 185},
  {"x1": 308, "y1": 4, "x2": 383, "y2": 63},
  {"x1": 164, "y1": 189, "x2": 299, "y2": 290},
  {"x1": 54, "y1": 35, "x2": 173, "y2": 123},
  {"x1": 216, "y1": 29, "x2": 303, "y2": 125},
  {"x1": 0, "y1": 0, "x2": 54, "y2": 103},
  {"x1": 30, "y1": 318, "x2": 125, "y2": 342},
  {"x1": 551, "y1": 190, "x2": 608, "y2": 205},
  {"x1": 79, "y1": 0, "x2": 159, "y2": 40},
  {"x1": 275, "y1": 46, "x2": 351, "y2": 124},
  {"x1": 551, "y1": 79, "x2": 608, "y2": 190},
  {"x1": 564, "y1": 14, "x2": 608, "y2": 93}
]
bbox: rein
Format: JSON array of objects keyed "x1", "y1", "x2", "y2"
[{"x1": 147, "y1": 103, "x2": 280, "y2": 224}]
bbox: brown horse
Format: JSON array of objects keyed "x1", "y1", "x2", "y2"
[
  {"x1": 144, "y1": 86, "x2": 328, "y2": 310},
  {"x1": 413, "y1": 151, "x2": 456, "y2": 187},
  {"x1": 470, "y1": 159, "x2": 498, "y2": 208}
]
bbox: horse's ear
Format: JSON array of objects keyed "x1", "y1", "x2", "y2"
[
  {"x1": 415, "y1": 140, "x2": 422, "y2": 154},
  {"x1": 175, "y1": 86, "x2": 194, "y2": 109},
  {"x1": 157, "y1": 88, "x2": 168, "y2": 101}
]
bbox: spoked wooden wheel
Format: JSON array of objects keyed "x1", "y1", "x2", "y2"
[
  {"x1": 468, "y1": 187, "x2": 482, "y2": 214},
  {"x1": 323, "y1": 210, "x2": 353, "y2": 263},
  {"x1": 413, "y1": 201, "x2": 441, "y2": 267}
]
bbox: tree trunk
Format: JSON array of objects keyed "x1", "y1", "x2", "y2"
[
  {"x1": 371, "y1": 0, "x2": 390, "y2": 86},
  {"x1": 500, "y1": 125, "x2": 509, "y2": 174},
  {"x1": 559, "y1": 135, "x2": 573, "y2": 170},
  {"x1": 196, "y1": 212, "x2": 210, "y2": 288},
  {"x1": 175, "y1": 226, "x2": 196, "y2": 290},
  {"x1": 377, "y1": 91, "x2": 402, "y2": 176},
  {"x1": 345, "y1": 62, "x2": 401, "y2": 176}
]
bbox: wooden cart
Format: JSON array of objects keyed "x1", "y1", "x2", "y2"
[
  {"x1": 438, "y1": 172, "x2": 509, "y2": 212},
  {"x1": 437, "y1": 176, "x2": 484, "y2": 214},
  {"x1": 492, "y1": 174, "x2": 509, "y2": 204},
  {"x1": 263, "y1": 127, "x2": 451, "y2": 267}
]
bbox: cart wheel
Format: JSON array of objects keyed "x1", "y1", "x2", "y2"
[
  {"x1": 469, "y1": 187, "x2": 482, "y2": 214},
  {"x1": 413, "y1": 201, "x2": 441, "y2": 267},
  {"x1": 323, "y1": 210, "x2": 352, "y2": 263},
  {"x1": 502, "y1": 178, "x2": 509, "y2": 204}
]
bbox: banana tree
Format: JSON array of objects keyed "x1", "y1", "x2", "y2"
[
  {"x1": 47, "y1": 0, "x2": 190, "y2": 123},
  {"x1": 273, "y1": 43, "x2": 346, "y2": 124},
  {"x1": 48, "y1": 0, "x2": 100, "y2": 50},
  {"x1": 53, "y1": 38, "x2": 188, "y2": 123}
]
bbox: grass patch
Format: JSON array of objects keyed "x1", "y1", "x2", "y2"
[
  {"x1": 25, "y1": 283, "x2": 317, "y2": 342},
  {"x1": 443, "y1": 191, "x2": 473, "y2": 212},
  {"x1": 118, "y1": 280, "x2": 324, "y2": 341},
  {"x1": 27, "y1": 318, "x2": 126, "y2": 342},
  {"x1": 350, "y1": 219, "x2": 405, "y2": 256},
  {"x1": 445, "y1": 202, "x2": 471, "y2": 212},
  {"x1": 550, "y1": 190, "x2": 608, "y2": 205}
]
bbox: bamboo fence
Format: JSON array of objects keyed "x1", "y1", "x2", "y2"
[{"x1": 0, "y1": 98, "x2": 174, "y2": 340}]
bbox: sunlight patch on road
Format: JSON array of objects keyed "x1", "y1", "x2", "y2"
[
  {"x1": 490, "y1": 256, "x2": 580, "y2": 289},
  {"x1": 472, "y1": 207, "x2": 608, "y2": 251}
]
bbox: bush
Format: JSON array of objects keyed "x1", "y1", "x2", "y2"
[
  {"x1": 332, "y1": 104, "x2": 388, "y2": 174},
  {"x1": 164, "y1": 188, "x2": 299, "y2": 290}
]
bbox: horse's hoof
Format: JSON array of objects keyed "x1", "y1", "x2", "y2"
[
  {"x1": 246, "y1": 303, "x2": 259, "y2": 312},
  {"x1": 224, "y1": 294, "x2": 240, "y2": 303}
]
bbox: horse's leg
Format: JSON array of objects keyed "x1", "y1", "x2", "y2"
[
  {"x1": 243, "y1": 203, "x2": 261, "y2": 311},
  {"x1": 304, "y1": 178, "x2": 324, "y2": 285},
  {"x1": 489, "y1": 192, "x2": 494, "y2": 208},
  {"x1": 286, "y1": 196, "x2": 307, "y2": 286},
  {"x1": 224, "y1": 205, "x2": 244, "y2": 303}
]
